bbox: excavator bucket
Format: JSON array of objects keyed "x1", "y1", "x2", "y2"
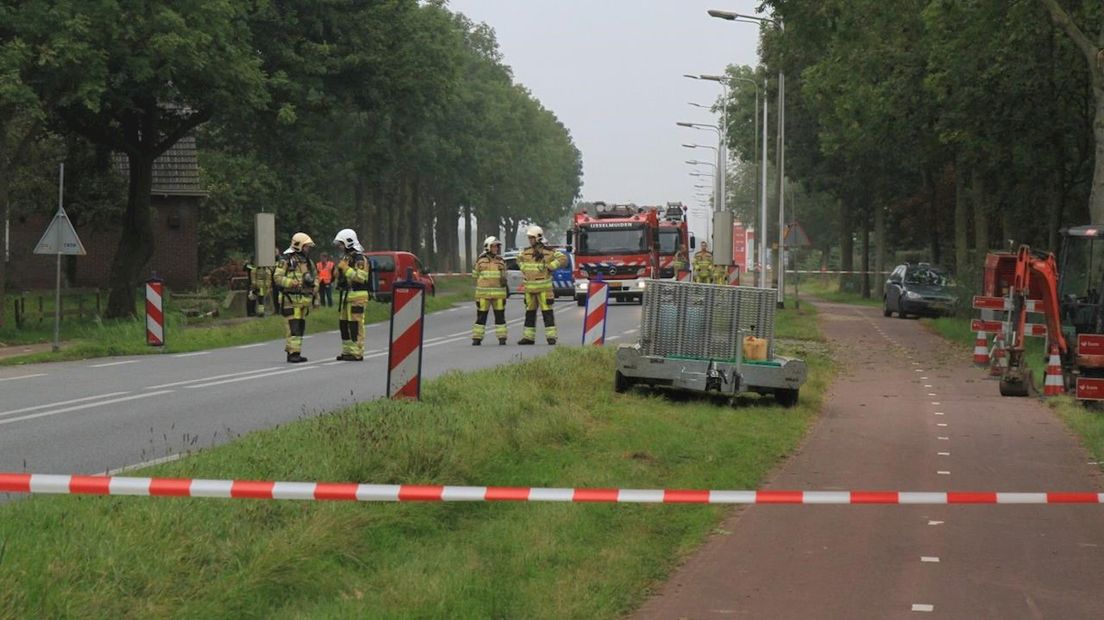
[{"x1": 999, "y1": 366, "x2": 1035, "y2": 397}]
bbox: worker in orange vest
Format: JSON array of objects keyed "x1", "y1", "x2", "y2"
[{"x1": 316, "y1": 253, "x2": 335, "y2": 307}]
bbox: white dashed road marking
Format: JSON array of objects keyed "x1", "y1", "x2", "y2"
[
  {"x1": 90, "y1": 360, "x2": 139, "y2": 368},
  {"x1": 0, "y1": 391, "x2": 130, "y2": 419},
  {"x1": 0, "y1": 373, "x2": 47, "y2": 382},
  {"x1": 0, "y1": 390, "x2": 173, "y2": 426}
]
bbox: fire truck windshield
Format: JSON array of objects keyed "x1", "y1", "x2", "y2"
[
  {"x1": 578, "y1": 224, "x2": 648, "y2": 255},
  {"x1": 658, "y1": 229, "x2": 680, "y2": 255}
]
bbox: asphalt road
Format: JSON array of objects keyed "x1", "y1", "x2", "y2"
[
  {"x1": 0, "y1": 298, "x2": 642, "y2": 476},
  {"x1": 635, "y1": 301, "x2": 1104, "y2": 619}
]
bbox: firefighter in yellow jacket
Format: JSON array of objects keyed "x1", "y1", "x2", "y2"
[
  {"x1": 472, "y1": 236, "x2": 509, "y2": 346},
  {"x1": 517, "y1": 225, "x2": 566, "y2": 345},
  {"x1": 274, "y1": 232, "x2": 318, "y2": 363},
  {"x1": 673, "y1": 243, "x2": 690, "y2": 276},
  {"x1": 246, "y1": 259, "x2": 272, "y2": 317},
  {"x1": 333, "y1": 228, "x2": 372, "y2": 361},
  {"x1": 693, "y1": 242, "x2": 715, "y2": 284}
]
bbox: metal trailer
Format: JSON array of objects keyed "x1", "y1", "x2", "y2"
[{"x1": 614, "y1": 280, "x2": 807, "y2": 407}]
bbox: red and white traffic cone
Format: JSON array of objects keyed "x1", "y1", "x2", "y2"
[
  {"x1": 989, "y1": 335, "x2": 1006, "y2": 377},
  {"x1": 1043, "y1": 345, "x2": 1065, "y2": 396},
  {"x1": 973, "y1": 330, "x2": 989, "y2": 365}
]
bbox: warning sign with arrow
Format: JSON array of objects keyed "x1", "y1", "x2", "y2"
[
  {"x1": 783, "y1": 221, "x2": 812, "y2": 249},
  {"x1": 34, "y1": 206, "x2": 86, "y2": 256}
]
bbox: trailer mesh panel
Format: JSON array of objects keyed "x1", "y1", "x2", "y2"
[{"x1": 639, "y1": 281, "x2": 776, "y2": 361}]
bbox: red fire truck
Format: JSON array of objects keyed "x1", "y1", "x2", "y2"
[
  {"x1": 657, "y1": 202, "x2": 694, "y2": 279},
  {"x1": 569, "y1": 202, "x2": 660, "y2": 305}
]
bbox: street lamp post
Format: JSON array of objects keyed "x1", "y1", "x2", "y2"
[
  {"x1": 695, "y1": 73, "x2": 763, "y2": 287},
  {"x1": 708, "y1": 9, "x2": 785, "y2": 303}
]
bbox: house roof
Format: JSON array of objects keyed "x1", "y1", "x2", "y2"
[{"x1": 115, "y1": 135, "x2": 208, "y2": 198}]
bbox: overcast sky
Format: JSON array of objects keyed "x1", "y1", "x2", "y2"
[{"x1": 447, "y1": 0, "x2": 763, "y2": 240}]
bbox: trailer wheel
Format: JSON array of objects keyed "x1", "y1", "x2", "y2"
[
  {"x1": 614, "y1": 371, "x2": 633, "y2": 393},
  {"x1": 576, "y1": 295, "x2": 586, "y2": 307},
  {"x1": 775, "y1": 388, "x2": 800, "y2": 408}
]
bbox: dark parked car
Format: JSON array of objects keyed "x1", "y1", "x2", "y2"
[{"x1": 883, "y1": 264, "x2": 958, "y2": 318}]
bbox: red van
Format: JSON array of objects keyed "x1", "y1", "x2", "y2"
[{"x1": 365, "y1": 251, "x2": 436, "y2": 301}]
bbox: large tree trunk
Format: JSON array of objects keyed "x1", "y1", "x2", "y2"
[
  {"x1": 0, "y1": 175, "x2": 7, "y2": 328},
  {"x1": 0, "y1": 165, "x2": 8, "y2": 328},
  {"x1": 353, "y1": 176, "x2": 367, "y2": 250},
  {"x1": 1039, "y1": 0, "x2": 1104, "y2": 222},
  {"x1": 105, "y1": 152, "x2": 155, "y2": 319},
  {"x1": 954, "y1": 165, "x2": 969, "y2": 276},
  {"x1": 860, "y1": 210, "x2": 871, "y2": 299},
  {"x1": 839, "y1": 199, "x2": 853, "y2": 290},
  {"x1": 408, "y1": 179, "x2": 421, "y2": 253},
  {"x1": 874, "y1": 203, "x2": 886, "y2": 298},
  {"x1": 463, "y1": 204, "x2": 473, "y2": 268},
  {"x1": 973, "y1": 175, "x2": 990, "y2": 260}
]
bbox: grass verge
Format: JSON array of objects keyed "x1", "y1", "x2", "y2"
[
  {"x1": 0, "y1": 327, "x2": 833, "y2": 617},
  {"x1": 0, "y1": 292, "x2": 465, "y2": 366},
  {"x1": 798, "y1": 276, "x2": 882, "y2": 307}
]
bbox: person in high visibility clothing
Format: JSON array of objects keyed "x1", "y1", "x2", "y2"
[
  {"x1": 332, "y1": 228, "x2": 372, "y2": 361},
  {"x1": 517, "y1": 225, "x2": 566, "y2": 345},
  {"x1": 472, "y1": 236, "x2": 508, "y2": 346},
  {"x1": 246, "y1": 258, "x2": 272, "y2": 317},
  {"x1": 274, "y1": 233, "x2": 318, "y2": 363},
  {"x1": 673, "y1": 243, "x2": 690, "y2": 276},
  {"x1": 315, "y1": 253, "x2": 335, "y2": 307},
  {"x1": 693, "y1": 242, "x2": 715, "y2": 284}
]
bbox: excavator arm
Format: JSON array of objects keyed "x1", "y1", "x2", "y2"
[{"x1": 1001, "y1": 245, "x2": 1068, "y2": 396}]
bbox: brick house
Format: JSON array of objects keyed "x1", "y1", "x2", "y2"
[{"x1": 6, "y1": 137, "x2": 206, "y2": 291}]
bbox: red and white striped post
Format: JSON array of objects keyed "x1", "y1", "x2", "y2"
[
  {"x1": 145, "y1": 276, "x2": 165, "y2": 347},
  {"x1": 727, "y1": 264, "x2": 740, "y2": 286},
  {"x1": 676, "y1": 270, "x2": 692, "y2": 283},
  {"x1": 582, "y1": 280, "x2": 609, "y2": 346},
  {"x1": 387, "y1": 268, "x2": 426, "y2": 400}
]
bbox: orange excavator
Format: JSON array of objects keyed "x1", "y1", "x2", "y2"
[{"x1": 997, "y1": 226, "x2": 1104, "y2": 399}]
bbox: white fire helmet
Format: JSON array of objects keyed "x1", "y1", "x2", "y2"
[
  {"x1": 286, "y1": 232, "x2": 315, "y2": 254},
  {"x1": 333, "y1": 228, "x2": 364, "y2": 252},
  {"x1": 483, "y1": 236, "x2": 502, "y2": 253},
  {"x1": 526, "y1": 225, "x2": 543, "y2": 239}
]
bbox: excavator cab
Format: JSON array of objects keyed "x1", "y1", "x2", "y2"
[{"x1": 1057, "y1": 226, "x2": 1104, "y2": 337}]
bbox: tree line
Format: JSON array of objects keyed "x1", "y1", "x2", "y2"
[
  {"x1": 719, "y1": 0, "x2": 1099, "y2": 297},
  {"x1": 0, "y1": 0, "x2": 582, "y2": 320}
]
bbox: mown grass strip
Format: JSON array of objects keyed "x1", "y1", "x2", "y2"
[{"x1": 0, "y1": 314, "x2": 833, "y2": 618}]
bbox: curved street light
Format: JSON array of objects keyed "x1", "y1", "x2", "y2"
[{"x1": 709, "y1": 8, "x2": 785, "y2": 301}]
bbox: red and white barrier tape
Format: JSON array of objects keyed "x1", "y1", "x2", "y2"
[
  {"x1": 784, "y1": 270, "x2": 891, "y2": 275},
  {"x1": 2, "y1": 474, "x2": 1102, "y2": 505}
]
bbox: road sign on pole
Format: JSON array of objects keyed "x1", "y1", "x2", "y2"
[
  {"x1": 33, "y1": 205, "x2": 86, "y2": 256},
  {"x1": 33, "y1": 164, "x2": 85, "y2": 353}
]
